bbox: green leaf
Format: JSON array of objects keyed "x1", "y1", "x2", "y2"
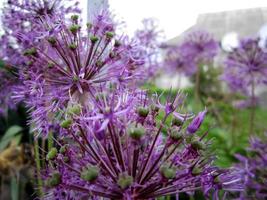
[
  {"x1": 0, "y1": 59, "x2": 5, "y2": 69},
  {"x1": 11, "y1": 177, "x2": 19, "y2": 200},
  {"x1": 0, "y1": 125, "x2": 23, "y2": 150}
]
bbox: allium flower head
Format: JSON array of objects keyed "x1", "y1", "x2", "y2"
[
  {"x1": 163, "y1": 30, "x2": 219, "y2": 76},
  {"x1": 133, "y1": 18, "x2": 164, "y2": 80},
  {"x1": 222, "y1": 38, "x2": 267, "y2": 97},
  {"x1": 235, "y1": 134, "x2": 267, "y2": 199},
  {"x1": 42, "y1": 90, "x2": 243, "y2": 199},
  {"x1": 17, "y1": 11, "x2": 145, "y2": 135}
]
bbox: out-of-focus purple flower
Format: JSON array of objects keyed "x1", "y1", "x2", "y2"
[
  {"x1": 187, "y1": 109, "x2": 207, "y2": 134},
  {"x1": 41, "y1": 90, "x2": 243, "y2": 199},
  {"x1": 134, "y1": 18, "x2": 164, "y2": 80},
  {"x1": 235, "y1": 134, "x2": 267, "y2": 199},
  {"x1": 163, "y1": 30, "x2": 219, "y2": 76},
  {"x1": 222, "y1": 38, "x2": 267, "y2": 101}
]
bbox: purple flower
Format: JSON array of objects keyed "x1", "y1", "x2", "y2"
[
  {"x1": 163, "y1": 30, "x2": 219, "y2": 76},
  {"x1": 134, "y1": 18, "x2": 164, "y2": 80},
  {"x1": 41, "y1": 90, "x2": 242, "y2": 199},
  {"x1": 235, "y1": 134, "x2": 267, "y2": 199},
  {"x1": 16, "y1": 11, "x2": 145, "y2": 135},
  {"x1": 187, "y1": 109, "x2": 207, "y2": 134},
  {"x1": 222, "y1": 38, "x2": 267, "y2": 99}
]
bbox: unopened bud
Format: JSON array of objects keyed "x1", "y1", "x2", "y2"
[
  {"x1": 67, "y1": 104, "x2": 81, "y2": 116},
  {"x1": 46, "y1": 172, "x2": 61, "y2": 187},
  {"x1": 170, "y1": 130, "x2": 182, "y2": 141},
  {"x1": 46, "y1": 147, "x2": 58, "y2": 160},
  {"x1": 90, "y1": 36, "x2": 99, "y2": 43},
  {"x1": 69, "y1": 24, "x2": 80, "y2": 34},
  {"x1": 137, "y1": 107, "x2": 149, "y2": 118},
  {"x1": 191, "y1": 140, "x2": 205, "y2": 150},
  {"x1": 172, "y1": 117, "x2": 183, "y2": 127},
  {"x1": 128, "y1": 125, "x2": 145, "y2": 140},
  {"x1": 80, "y1": 166, "x2": 99, "y2": 182},
  {"x1": 47, "y1": 37, "x2": 57, "y2": 46},
  {"x1": 192, "y1": 167, "x2": 202, "y2": 176},
  {"x1": 117, "y1": 173, "x2": 133, "y2": 189},
  {"x1": 160, "y1": 164, "x2": 176, "y2": 179},
  {"x1": 69, "y1": 43, "x2": 77, "y2": 50},
  {"x1": 60, "y1": 118, "x2": 73, "y2": 129},
  {"x1": 105, "y1": 31, "x2": 115, "y2": 39}
]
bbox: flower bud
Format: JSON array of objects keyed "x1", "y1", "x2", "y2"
[
  {"x1": 67, "y1": 104, "x2": 81, "y2": 116},
  {"x1": 69, "y1": 24, "x2": 81, "y2": 35},
  {"x1": 105, "y1": 31, "x2": 115, "y2": 39},
  {"x1": 47, "y1": 37, "x2": 57, "y2": 46},
  {"x1": 63, "y1": 156, "x2": 70, "y2": 163},
  {"x1": 59, "y1": 145, "x2": 68, "y2": 154},
  {"x1": 69, "y1": 43, "x2": 77, "y2": 50},
  {"x1": 71, "y1": 15, "x2": 79, "y2": 21},
  {"x1": 60, "y1": 118, "x2": 73, "y2": 129},
  {"x1": 90, "y1": 36, "x2": 99, "y2": 43},
  {"x1": 172, "y1": 117, "x2": 183, "y2": 127},
  {"x1": 96, "y1": 60, "x2": 104, "y2": 68},
  {"x1": 80, "y1": 165, "x2": 99, "y2": 182},
  {"x1": 114, "y1": 40, "x2": 121, "y2": 47},
  {"x1": 191, "y1": 140, "x2": 205, "y2": 150},
  {"x1": 128, "y1": 125, "x2": 145, "y2": 140},
  {"x1": 23, "y1": 48, "x2": 37, "y2": 57},
  {"x1": 46, "y1": 172, "x2": 61, "y2": 187},
  {"x1": 170, "y1": 130, "x2": 182, "y2": 141},
  {"x1": 117, "y1": 173, "x2": 133, "y2": 189},
  {"x1": 160, "y1": 164, "x2": 176, "y2": 179},
  {"x1": 187, "y1": 110, "x2": 206, "y2": 134},
  {"x1": 86, "y1": 23, "x2": 92, "y2": 29},
  {"x1": 46, "y1": 147, "x2": 58, "y2": 160},
  {"x1": 191, "y1": 167, "x2": 202, "y2": 176},
  {"x1": 137, "y1": 107, "x2": 149, "y2": 118}
]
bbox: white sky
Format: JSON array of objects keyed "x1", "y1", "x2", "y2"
[{"x1": 106, "y1": 0, "x2": 267, "y2": 39}]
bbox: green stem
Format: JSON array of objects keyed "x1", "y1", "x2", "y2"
[
  {"x1": 34, "y1": 139, "x2": 43, "y2": 197},
  {"x1": 195, "y1": 65, "x2": 201, "y2": 110},
  {"x1": 48, "y1": 132, "x2": 53, "y2": 151},
  {"x1": 249, "y1": 76, "x2": 255, "y2": 135}
]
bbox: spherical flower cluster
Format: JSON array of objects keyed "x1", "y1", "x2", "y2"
[
  {"x1": 42, "y1": 88, "x2": 243, "y2": 199},
  {"x1": 164, "y1": 30, "x2": 219, "y2": 76},
  {"x1": 235, "y1": 134, "x2": 267, "y2": 199},
  {"x1": 0, "y1": 0, "x2": 81, "y2": 115},
  {"x1": 17, "y1": 12, "x2": 145, "y2": 135},
  {"x1": 222, "y1": 38, "x2": 267, "y2": 106},
  {"x1": 134, "y1": 18, "x2": 164, "y2": 79}
]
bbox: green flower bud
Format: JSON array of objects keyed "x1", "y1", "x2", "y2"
[
  {"x1": 170, "y1": 130, "x2": 182, "y2": 141},
  {"x1": 191, "y1": 140, "x2": 205, "y2": 150},
  {"x1": 47, "y1": 37, "x2": 57, "y2": 46},
  {"x1": 69, "y1": 24, "x2": 80, "y2": 34},
  {"x1": 137, "y1": 107, "x2": 149, "y2": 118},
  {"x1": 117, "y1": 173, "x2": 133, "y2": 189},
  {"x1": 59, "y1": 145, "x2": 68, "y2": 154},
  {"x1": 60, "y1": 119, "x2": 73, "y2": 129},
  {"x1": 69, "y1": 43, "x2": 77, "y2": 50},
  {"x1": 96, "y1": 60, "x2": 104, "y2": 68},
  {"x1": 86, "y1": 23, "x2": 92, "y2": 29},
  {"x1": 63, "y1": 156, "x2": 70, "y2": 163},
  {"x1": 90, "y1": 36, "x2": 99, "y2": 43},
  {"x1": 160, "y1": 164, "x2": 176, "y2": 179},
  {"x1": 150, "y1": 105, "x2": 160, "y2": 113},
  {"x1": 46, "y1": 172, "x2": 61, "y2": 187},
  {"x1": 114, "y1": 40, "x2": 121, "y2": 47},
  {"x1": 105, "y1": 31, "x2": 115, "y2": 39},
  {"x1": 47, "y1": 62, "x2": 55, "y2": 68},
  {"x1": 71, "y1": 15, "x2": 79, "y2": 21},
  {"x1": 213, "y1": 176, "x2": 220, "y2": 184},
  {"x1": 23, "y1": 48, "x2": 37, "y2": 57},
  {"x1": 172, "y1": 117, "x2": 183, "y2": 127},
  {"x1": 67, "y1": 104, "x2": 81, "y2": 116},
  {"x1": 46, "y1": 147, "x2": 58, "y2": 160},
  {"x1": 80, "y1": 166, "x2": 99, "y2": 182},
  {"x1": 128, "y1": 125, "x2": 145, "y2": 140},
  {"x1": 191, "y1": 167, "x2": 202, "y2": 176}
]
